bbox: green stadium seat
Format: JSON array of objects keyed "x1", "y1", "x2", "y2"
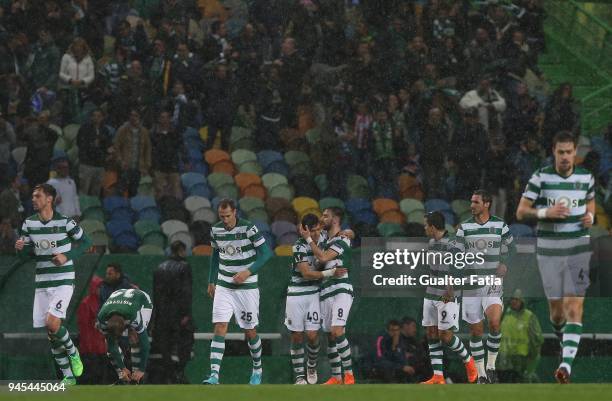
[
  {"x1": 81, "y1": 208, "x2": 105, "y2": 223},
  {"x1": 239, "y1": 197, "x2": 266, "y2": 214},
  {"x1": 284, "y1": 150, "x2": 310, "y2": 167},
  {"x1": 80, "y1": 219, "x2": 106, "y2": 236},
  {"x1": 268, "y1": 184, "x2": 294, "y2": 202},
  {"x1": 138, "y1": 244, "x2": 165, "y2": 255},
  {"x1": 406, "y1": 210, "x2": 426, "y2": 224},
  {"x1": 247, "y1": 208, "x2": 269, "y2": 224},
  {"x1": 90, "y1": 232, "x2": 109, "y2": 247},
  {"x1": 230, "y1": 127, "x2": 253, "y2": 144},
  {"x1": 231, "y1": 149, "x2": 258, "y2": 167},
  {"x1": 262, "y1": 173, "x2": 289, "y2": 190},
  {"x1": 314, "y1": 174, "x2": 328, "y2": 194},
  {"x1": 319, "y1": 197, "x2": 345, "y2": 211},
  {"x1": 80, "y1": 195, "x2": 102, "y2": 212},
  {"x1": 451, "y1": 199, "x2": 471, "y2": 217},
  {"x1": 238, "y1": 161, "x2": 263, "y2": 176},
  {"x1": 207, "y1": 172, "x2": 234, "y2": 190},
  {"x1": 399, "y1": 199, "x2": 425, "y2": 216},
  {"x1": 377, "y1": 222, "x2": 406, "y2": 237},
  {"x1": 214, "y1": 183, "x2": 239, "y2": 200}
]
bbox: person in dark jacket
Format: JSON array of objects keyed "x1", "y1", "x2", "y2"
[
  {"x1": 149, "y1": 241, "x2": 194, "y2": 384},
  {"x1": 99, "y1": 263, "x2": 137, "y2": 306},
  {"x1": 373, "y1": 319, "x2": 421, "y2": 383},
  {"x1": 203, "y1": 63, "x2": 235, "y2": 150},
  {"x1": 77, "y1": 109, "x2": 112, "y2": 196},
  {"x1": 150, "y1": 110, "x2": 186, "y2": 200}
]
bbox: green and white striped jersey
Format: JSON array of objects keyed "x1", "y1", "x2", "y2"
[
  {"x1": 319, "y1": 233, "x2": 353, "y2": 301},
  {"x1": 287, "y1": 233, "x2": 328, "y2": 297},
  {"x1": 425, "y1": 232, "x2": 462, "y2": 300},
  {"x1": 211, "y1": 218, "x2": 265, "y2": 290},
  {"x1": 97, "y1": 288, "x2": 153, "y2": 335},
  {"x1": 20, "y1": 211, "x2": 84, "y2": 289},
  {"x1": 523, "y1": 165, "x2": 594, "y2": 256},
  {"x1": 455, "y1": 215, "x2": 514, "y2": 290}
]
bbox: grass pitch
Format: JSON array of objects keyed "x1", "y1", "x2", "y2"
[{"x1": 3, "y1": 384, "x2": 612, "y2": 401}]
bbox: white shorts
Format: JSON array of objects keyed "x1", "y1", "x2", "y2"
[
  {"x1": 422, "y1": 299, "x2": 459, "y2": 331},
  {"x1": 212, "y1": 286, "x2": 259, "y2": 329},
  {"x1": 537, "y1": 253, "x2": 590, "y2": 299},
  {"x1": 285, "y1": 293, "x2": 321, "y2": 332},
  {"x1": 320, "y1": 292, "x2": 353, "y2": 332},
  {"x1": 33, "y1": 285, "x2": 74, "y2": 328},
  {"x1": 462, "y1": 286, "x2": 503, "y2": 325}
]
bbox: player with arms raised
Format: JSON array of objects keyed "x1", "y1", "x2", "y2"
[
  {"x1": 15, "y1": 184, "x2": 91, "y2": 385},
  {"x1": 97, "y1": 288, "x2": 153, "y2": 383},
  {"x1": 300, "y1": 207, "x2": 355, "y2": 385},
  {"x1": 202, "y1": 199, "x2": 273, "y2": 385},
  {"x1": 516, "y1": 131, "x2": 595, "y2": 383}
]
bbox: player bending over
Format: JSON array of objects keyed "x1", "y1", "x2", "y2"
[{"x1": 97, "y1": 288, "x2": 153, "y2": 383}]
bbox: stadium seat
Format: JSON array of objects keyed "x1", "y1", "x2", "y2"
[
  {"x1": 346, "y1": 198, "x2": 371, "y2": 214},
  {"x1": 284, "y1": 150, "x2": 310, "y2": 167},
  {"x1": 185, "y1": 196, "x2": 212, "y2": 214},
  {"x1": 230, "y1": 127, "x2": 253, "y2": 144},
  {"x1": 398, "y1": 175, "x2": 424, "y2": 200},
  {"x1": 239, "y1": 197, "x2": 266, "y2": 214},
  {"x1": 134, "y1": 220, "x2": 166, "y2": 244},
  {"x1": 138, "y1": 244, "x2": 165, "y2": 255},
  {"x1": 211, "y1": 159, "x2": 236, "y2": 176},
  {"x1": 230, "y1": 137, "x2": 255, "y2": 152},
  {"x1": 289, "y1": 162, "x2": 312, "y2": 178},
  {"x1": 425, "y1": 199, "x2": 452, "y2": 213},
  {"x1": 291, "y1": 174, "x2": 320, "y2": 199},
  {"x1": 352, "y1": 209, "x2": 378, "y2": 226},
  {"x1": 106, "y1": 220, "x2": 135, "y2": 238},
  {"x1": 192, "y1": 244, "x2": 213, "y2": 256},
  {"x1": 372, "y1": 198, "x2": 401, "y2": 216},
  {"x1": 130, "y1": 195, "x2": 157, "y2": 213},
  {"x1": 138, "y1": 207, "x2": 162, "y2": 224},
  {"x1": 406, "y1": 210, "x2": 426, "y2": 224},
  {"x1": 161, "y1": 219, "x2": 189, "y2": 238},
  {"x1": 80, "y1": 195, "x2": 102, "y2": 213},
  {"x1": 113, "y1": 231, "x2": 140, "y2": 250},
  {"x1": 242, "y1": 183, "x2": 267, "y2": 199},
  {"x1": 271, "y1": 221, "x2": 297, "y2": 240},
  {"x1": 169, "y1": 231, "x2": 193, "y2": 250},
  {"x1": 377, "y1": 222, "x2": 406, "y2": 237},
  {"x1": 204, "y1": 149, "x2": 231, "y2": 166},
  {"x1": 380, "y1": 210, "x2": 406, "y2": 224},
  {"x1": 319, "y1": 197, "x2": 345, "y2": 211},
  {"x1": 235, "y1": 173, "x2": 262, "y2": 192},
  {"x1": 180, "y1": 172, "x2": 207, "y2": 191},
  {"x1": 399, "y1": 199, "x2": 425, "y2": 216},
  {"x1": 247, "y1": 209, "x2": 269, "y2": 224},
  {"x1": 192, "y1": 207, "x2": 217, "y2": 224},
  {"x1": 90, "y1": 232, "x2": 109, "y2": 247},
  {"x1": 187, "y1": 183, "x2": 212, "y2": 199},
  {"x1": 103, "y1": 196, "x2": 134, "y2": 222},
  {"x1": 207, "y1": 172, "x2": 234, "y2": 190},
  {"x1": 292, "y1": 197, "x2": 319, "y2": 215},
  {"x1": 451, "y1": 199, "x2": 471, "y2": 216},
  {"x1": 266, "y1": 197, "x2": 292, "y2": 216},
  {"x1": 278, "y1": 231, "x2": 299, "y2": 245},
  {"x1": 231, "y1": 149, "x2": 258, "y2": 167},
  {"x1": 273, "y1": 208, "x2": 299, "y2": 224},
  {"x1": 214, "y1": 183, "x2": 239, "y2": 200},
  {"x1": 440, "y1": 210, "x2": 456, "y2": 226},
  {"x1": 275, "y1": 245, "x2": 293, "y2": 256},
  {"x1": 138, "y1": 175, "x2": 154, "y2": 197},
  {"x1": 314, "y1": 174, "x2": 328, "y2": 195},
  {"x1": 80, "y1": 220, "x2": 106, "y2": 236},
  {"x1": 268, "y1": 183, "x2": 294, "y2": 202},
  {"x1": 257, "y1": 150, "x2": 284, "y2": 169},
  {"x1": 262, "y1": 173, "x2": 289, "y2": 190},
  {"x1": 263, "y1": 160, "x2": 290, "y2": 176},
  {"x1": 238, "y1": 161, "x2": 263, "y2": 176}
]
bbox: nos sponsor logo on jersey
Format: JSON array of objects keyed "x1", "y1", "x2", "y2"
[
  {"x1": 467, "y1": 239, "x2": 495, "y2": 250},
  {"x1": 220, "y1": 245, "x2": 243, "y2": 256},
  {"x1": 547, "y1": 197, "x2": 580, "y2": 208},
  {"x1": 34, "y1": 239, "x2": 58, "y2": 250}
]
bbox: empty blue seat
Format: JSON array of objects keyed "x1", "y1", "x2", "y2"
[
  {"x1": 257, "y1": 150, "x2": 284, "y2": 169},
  {"x1": 188, "y1": 183, "x2": 212, "y2": 199},
  {"x1": 352, "y1": 209, "x2": 378, "y2": 226},
  {"x1": 114, "y1": 231, "x2": 140, "y2": 250},
  {"x1": 181, "y1": 172, "x2": 206, "y2": 192},
  {"x1": 440, "y1": 210, "x2": 456, "y2": 226},
  {"x1": 106, "y1": 219, "x2": 135, "y2": 238},
  {"x1": 130, "y1": 195, "x2": 156, "y2": 212},
  {"x1": 138, "y1": 207, "x2": 161, "y2": 224},
  {"x1": 104, "y1": 196, "x2": 134, "y2": 222},
  {"x1": 425, "y1": 199, "x2": 452, "y2": 213},
  {"x1": 346, "y1": 198, "x2": 371, "y2": 214},
  {"x1": 263, "y1": 161, "x2": 290, "y2": 177}
]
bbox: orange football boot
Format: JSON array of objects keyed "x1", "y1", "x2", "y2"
[
  {"x1": 322, "y1": 377, "x2": 343, "y2": 385},
  {"x1": 465, "y1": 357, "x2": 478, "y2": 383},
  {"x1": 343, "y1": 373, "x2": 355, "y2": 385},
  {"x1": 420, "y1": 374, "x2": 446, "y2": 384}
]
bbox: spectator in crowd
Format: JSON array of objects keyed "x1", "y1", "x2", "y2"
[
  {"x1": 542, "y1": 83, "x2": 580, "y2": 152},
  {"x1": 450, "y1": 107, "x2": 491, "y2": 199},
  {"x1": 276, "y1": 37, "x2": 308, "y2": 128},
  {"x1": 149, "y1": 241, "x2": 194, "y2": 384},
  {"x1": 99, "y1": 263, "x2": 137, "y2": 306},
  {"x1": 171, "y1": 42, "x2": 202, "y2": 95},
  {"x1": 117, "y1": 60, "x2": 152, "y2": 123},
  {"x1": 114, "y1": 108, "x2": 151, "y2": 197},
  {"x1": 498, "y1": 289, "x2": 543, "y2": 383},
  {"x1": 150, "y1": 110, "x2": 186, "y2": 200},
  {"x1": 371, "y1": 109, "x2": 396, "y2": 196},
  {"x1": 47, "y1": 158, "x2": 80, "y2": 219},
  {"x1": 0, "y1": 217, "x2": 18, "y2": 254},
  {"x1": 77, "y1": 276, "x2": 113, "y2": 384},
  {"x1": 77, "y1": 109, "x2": 113, "y2": 196},
  {"x1": 2, "y1": 74, "x2": 30, "y2": 128},
  {"x1": 399, "y1": 317, "x2": 429, "y2": 382},
  {"x1": 421, "y1": 107, "x2": 450, "y2": 199},
  {"x1": 0, "y1": 174, "x2": 25, "y2": 227},
  {"x1": 0, "y1": 110, "x2": 16, "y2": 187},
  {"x1": 459, "y1": 76, "x2": 507, "y2": 145},
  {"x1": 254, "y1": 65, "x2": 282, "y2": 150},
  {"x1": 28, "y1": 27, "x2": 61, "y2": 93},
  {"x1": 58, "y1": 37, "x2": 95, "y2": 120},
  {"x1": 22, "y1": 110, "x2": 57, "y2": 188},
  {"x1": 373, "y1": 319, "x2": 417, "y2": 383},
  {"x1": 203, "y1": 63, "x2": 235, "y2": 150}
]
